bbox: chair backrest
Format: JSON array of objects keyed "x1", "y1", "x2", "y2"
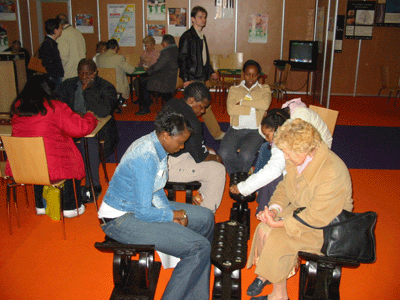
[
  {"x1": 210, "y1": 54, "x2": 222, "y2": 71},
  {"x1": 1, "y1": 136, "x2": 51, "y2": 185},
  {"x1": 97, "y1": 68, "x2": 117, "y2": 88},
  {"x1": 309, "y1": 105, "x2": 339, "y2": 135},
  {"x1": 281, "y1": 63, "x2": 291, "y2": 86},
  {"x1": 228, "y1": 52, "x2": 244, "y2": 69}
]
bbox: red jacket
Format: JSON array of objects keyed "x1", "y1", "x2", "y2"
[{"x1": 5, "y1": 100, "x2": 98, "y2": 182}]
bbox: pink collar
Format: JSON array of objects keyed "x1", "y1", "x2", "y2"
[{"x1": 297, "y1": 154, "x2": 314, "y2": 174}]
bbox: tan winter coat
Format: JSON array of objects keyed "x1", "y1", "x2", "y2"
[{"x1": 247, "y1": 143, "x2": 354, "y2": 283}]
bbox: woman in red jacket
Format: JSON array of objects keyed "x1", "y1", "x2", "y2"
[{"x1": 6, "y1": 75, "x2": 97, "y2": 218}]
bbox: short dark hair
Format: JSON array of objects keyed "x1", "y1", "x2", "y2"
[
  {"x1": 191, "y1": 6, "x2": 207, "y2": 18},
  {"x1": 155, "y1": 106, "x2": 191, "y2": 136},
  {"x1": 162, "y1": 34, "x2": 175, "y2": 45},
  {"x1": 45, "y1": 19, "x2": 60, "y2": 35},
  {"x1": 56, "y1": 13, "x2": 69, "y2": 25},
  {"x1": 106, "y1": 39, "x2": 119, "y2": 50},
  {"x1": 183, "y1": 82, "x2": 211, "y2": 103},
  {"x1": 243, "y1": 59, "x2": 261, "y2": 74},
  {"x1": 260, "y1": 108, "x2": 290, "y2": 131},
  {"x1": 77, "y1": 58, "x2": 97, "y2": 73},
  {"x1": 96, "y1": 41, "x2": 107, "y2": 52}
]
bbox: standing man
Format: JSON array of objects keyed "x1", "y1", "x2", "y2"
[
  {"x1": 39, "y1": 18, "x2": 64, "y2": 88},
  {"x1": 136, "y1": 34, "x2": 179, "y2": 115},
  {"x1": 56, "y1": 14, "x2": 86, "y2": 81},
  {"x1": 178, "y1": 6, "x2": 225, "y2": 140}
]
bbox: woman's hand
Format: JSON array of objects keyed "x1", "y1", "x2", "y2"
[
  {"x1": 230, "y1": 184, "x2": 240, "y2": 194},
  {"x1": 173, "y1": 210, "x2": 188, "y2": 227},
  {"x1": 257, "y1": 207, "x2": 284, "y2": 228}
]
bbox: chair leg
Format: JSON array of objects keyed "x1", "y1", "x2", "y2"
[
  {"x1": 58, "y1": 185, "x2": 66, "y2": 240},
  {"x1": 23, "y1": 184, "x2": 29, "y2": 208},
  {"x1": 387, "y1": 91, "x2": 393, "y2": 104},
  {"x1": 73, "y1": 179, "x2": 79, "y2": 218},
  {"x1": 99, "y1": 141, "x2": 110, "y2": 183},
  {"x1": 12, "y1": 185, "x2": 20, "y2": 228},
  {"x1": 114, "y1": 149, "x2": 119, "y2": 166},
  {"x1": 377, "y1": 87, "x2": 383, "y2": 97},
  {"x1": 7, "y1": 184, "x2": 12, "y2": 235}
]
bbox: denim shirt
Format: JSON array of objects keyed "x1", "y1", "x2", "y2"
[{"x1": 103, "y1": 131, "x2": 174, "y2": 222}]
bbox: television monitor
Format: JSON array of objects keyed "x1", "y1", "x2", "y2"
[{"x1": 288, "y1": 40, "x2": 318, "y2": 70}]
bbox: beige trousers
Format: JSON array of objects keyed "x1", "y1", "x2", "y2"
[{"x1": 168, "y1": 153, "x2": 226, "y2": 213}]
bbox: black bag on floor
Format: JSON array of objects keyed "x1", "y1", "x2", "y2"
[{"x1": 293, "y1": 208, "x2": 377, "y2": 263}]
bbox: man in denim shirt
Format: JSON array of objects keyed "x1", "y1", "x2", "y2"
[{"x1": 98, "y1": 108, "x2": 214, "y2": 300}]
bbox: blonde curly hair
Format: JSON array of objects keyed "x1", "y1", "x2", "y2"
[{"x1": 274, "y1": 118, "x2": 322, "y2": 154}]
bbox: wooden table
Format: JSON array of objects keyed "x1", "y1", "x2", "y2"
[
  {"x1": 82, "y1": 115, "x2": 111, "y2": 211},
  {"x1": 274, "y1": 65, "x2": 317, "y2": 100},
  {"x1": 126, "y1": 67, "x2": 147, "y2": 102}
]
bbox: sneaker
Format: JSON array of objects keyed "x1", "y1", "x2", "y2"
[
  {"x1": 122, "y1": 103, "x2": 127, "y2": 107},
  {"x1": 63, "y1": 204, "x2": 85, "y2": 218},
  {"x1": 36, "y1": 207, "x2": 46, "y2": 215},
  {"x1": 82, "y1": 185, "x2": 102, "y2": 204}
]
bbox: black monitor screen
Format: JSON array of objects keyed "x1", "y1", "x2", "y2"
[{"x1": 289, "y1": 41, "x2": 314, "y2": 63}]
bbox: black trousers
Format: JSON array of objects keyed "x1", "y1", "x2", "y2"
[{"x1": 34, "y1": 179, "x2": 82, "y2": 210}]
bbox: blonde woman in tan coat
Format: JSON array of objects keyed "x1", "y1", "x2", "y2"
[{"x1": 246, "y1": 119, "x2": 353, "y2": 300}]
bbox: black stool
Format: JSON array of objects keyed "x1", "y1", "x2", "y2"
[
  {"x1": 298, "y1": 251, "x2": 360, "y2": 300},
  {"x1": 211, "y1": 220, "x2": 248, "y2": 300},
  {"x1": 165, "y1": 181, "x2": 201, "y2": 204},
  {"x1": 94, "y1": 236, "x2": 161, "y2": 300},
  {"x1": 229, "y1": 172, "x2": 257, "y2": 236}
]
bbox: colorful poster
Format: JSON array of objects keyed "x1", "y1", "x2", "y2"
[
  {"x1": 108, "y1": 4, "x2": 136, "y2": 47},
  {"x1": 375, "y1": 0, "x2": 400, "y2": 27},
  {"x1": 345, "y1": 1, "x2": 376, "y2": 40},
  {"x1": 248, "y1": 14, "x2": 268, "y2": 44},
  {"x1": 147, "y1": 24, "x2": 165, "y2": 44},
  {"x1": 0, "y1": 23, "x2": 8, "y2": 52},
  {"x1": 168, "y1": 8, "x2": 187, "y2": 37},
  {"x1": 0, "y1": 0, "x2": 16, "y2": 21},
  {"x1": 75, "y1": 14, "x2": 94, "y2": 34},
  {"x1": 147, "y1": 0, "x2": 166, "y2": 21}
]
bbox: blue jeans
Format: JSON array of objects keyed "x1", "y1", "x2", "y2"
[
  {"x1": 100, "y1": 201, "x2": 214, "y2": 300},
  {"x1": 219, "y1": 127, "x2": 265, "y2": 175},
  {"x1": 254, "y1": 142, "x2": 272, "y2": 173}
]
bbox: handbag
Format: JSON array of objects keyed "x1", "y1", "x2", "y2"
[
  {"x1": 28, "y1": 49, "x2": 47, "y2": 74},
  {"x1": 43, "y1": 184, "x2": 64, "y2": 220},
  {"x1": 293, "y1": 208, "x2": 377, "y2": 263}
]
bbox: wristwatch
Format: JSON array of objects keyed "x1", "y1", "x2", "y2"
[{"x1": 181, "y1": 210, "x2": 188, "y2": 220}]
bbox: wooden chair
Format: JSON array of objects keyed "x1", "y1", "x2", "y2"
[
  {"x1": 209, "y1": 54, "x2": 225, "y2": 104},
  {"x1": 1, "y1": 136, "x2": 78, "y2": 239},
  {"x1": 270, "y1": 63, "x2": 291, "y2": 101},
  {"x1": 97, "y1": 67, "x2": 123, "y2": 110},
  {"x1": 378, "y1": 65, "x2": 400, "y2": 104},
  {"x1": 309, "y1": 105, "x2": 339, "y2": 135}
]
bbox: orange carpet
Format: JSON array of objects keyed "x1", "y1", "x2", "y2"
[{"x1": 1, "y1": 94, "x2": 399, "y2": 299}]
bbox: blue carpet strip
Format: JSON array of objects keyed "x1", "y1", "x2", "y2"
[{"x1": 112, "y1": 121, "x2": 400, "y2": 170}]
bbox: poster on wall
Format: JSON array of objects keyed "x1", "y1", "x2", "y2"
[
  {"x1": 215, "y1": 0, "x2": 234, "y2": 19},
  {"x1": 0, "y1": 0, "x2": 16, "y2": 21},
  {"x1": 75, "y1": 14, "x2": 94, "y2": 34},
  {"x1": 375, "y1": 0, "x2": 400, "y2": 27},
  {"x1": 335, "y1": 15, "x2": 345, "y2": 53},
  {"x1": 345, "y1": 1, "x2": 376, "y2": 40},
  {"x1": 0, "y1": 23, "x2": 8, "y2": 52},
  {"x1": 248, "y1": 14, "x2": 268, "y2": 44},
  {"x1": 108, "y1": 4, "x2": 136, "y2": 47},
  {"x1": 147, "y1": 24, "x2": 165, "y2": 44},
  {"x1": 168, "y1": 8, "x2": 186, "y2": 36},
  {"x1": 147, "y1": 0, "x2": 166, "y2": 21}
]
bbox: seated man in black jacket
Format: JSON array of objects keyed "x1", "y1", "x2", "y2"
[
  {"x1": 164, "y1": 82, "x2": 226, "y2": 213},
  {"x1": 56, "y1": 58, "x2": 119, "y2": 202},
  {"x1": 136, "y1": 34, "x2": 179, "y2": 115}
]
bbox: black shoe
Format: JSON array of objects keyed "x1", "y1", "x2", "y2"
[
  {"x1": 82, "y1": 185, "x2": 102, "y2": 204},
  {"x1": 247, "y1": 277, "x2": 272, "y2": 296},
  {"x1": 135, "y1": 108, "x2": 150, "y2": 115}
]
